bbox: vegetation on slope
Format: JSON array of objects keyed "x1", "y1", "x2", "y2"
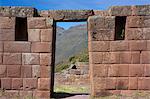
[{"x1": 55, "y1": 49, "x2": 89, "y2": 72}]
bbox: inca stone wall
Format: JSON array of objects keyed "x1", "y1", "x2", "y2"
[{"x1": 0, "y1": 5, "x2": 149, "y2": 98}]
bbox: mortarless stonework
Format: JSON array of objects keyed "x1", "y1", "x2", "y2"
[{"x1": 0, "y1": 5, "x2": 149, "y2": 98}]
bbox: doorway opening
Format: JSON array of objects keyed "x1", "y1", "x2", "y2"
[{"x1": 52, "y1": 21, "x2": 90, "y2": 98}]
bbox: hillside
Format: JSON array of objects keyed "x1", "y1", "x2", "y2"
[{"x1": 55, "y1": 24, "x2": 87, "y2": 64}]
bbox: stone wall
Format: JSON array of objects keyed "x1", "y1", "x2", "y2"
[
  {"x1": 88, "y1": 5, "x2": 150, "y2": 96},
  {"x1": 0, "y1": 17, "x2": 53, "y2": 98},
  {"x1": 0, "y1": 5, "x2": 149, "y2": 98}
]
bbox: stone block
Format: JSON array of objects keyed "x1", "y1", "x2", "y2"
[
  {"x1": 1, "y1": 78, "x2": 12, "y2": 90},
  {"x1": 144, "y1": 64, "x2": 150, "y2": 76},
  {"x1": 110, "y1": 52, "x2": 120, "y2": 64},
  {"x1": 31, "y1": 42, "x2": 51, "y2": 53},
  {"x1": 88, "y1": 16, "x2": 115, "y2": 30},
  {"x1": 38, "y1": 78, "x2": 50, "y2": 90},
  {"x1": 92, "y1": 64, "x2": 108, "y2": 77},
  {"x1": 23, "y1": 78, "x2": 37, "y2": 90},
  {"x1": 0, "y1": 7, "x2": 35, "y2": 17},
  {"x1": 41, "y1": 29, "x2": 53, "y2": 42},
  {"x1": 0, "y1": 29, "x2": 15, "y2": 41},
  {"x1": 0, "y1": 53, "x2": 2, "y2": 64},
  {"x1": 129, "y1": 77, "x2": 138, "y2": 90},
  {"x1": 141, "y1": 51, "x2": 150, "y2": 64},
  {"x1": 4, "y1": 90, "x2": 19, "y2": 98},
  {"x1": 3, "y1": 53, "x2": 22, "y2": 65},
  {"x1": 21, "y1": 65, "x2": 32, "y2": 78},
  {"x1": 102, "y1": 52, "x2": 110, "y2": 63},
  {"x1": 125, "y1": 28, "x2": 143, "y2": 40},
  {"x1": 108, "y1": 64, "x2": 118, "y2": 77},
  {"x1": 129, "y1": 40, "x2": 147, "y2": 51},
  {"x1": 0, "y1": 17, "x2": 15, "y2": 29},
  {"x1": 116, "y1": 77, "x2": 128, "y2": 90},
  {"x1": 4, "y1": 41, "x2": 31, "y2": 52},
  {"x1": 0, "y1": 65, "x2": 7, "y2": 77},
  {"x1": 33, "y1": 91, "x2": 50, "y2": 98},
  {"x1": 120, "y1": 52, "x2": 131, "y2": 64},
  {"x1": 40, "y1": 66, "x2": 51, "y2": 78},
  {"x1": 0, "y1": 42, "x2": 3, "y2": 52},
  {"x1": 7, "y1": 65, "x2": 21, "y2": 78},
  {"x1": 131, "y1": 52, "x2": 140, "y2": 64},
  {"x1": 89, "y1": 41, "x2": 110, "y2": 52},
  {"x1": 109, "y1": 6, "x2": 132, "y2": 16},
  {"x1": 89, "y1": 29, "x2": 115, "y2": 41},
  {"x1": 28, "y1": 29, "x2": 40, "y2": 41},
  {"x1": 129, "y1": 64, "x2": 144, "y2": 77},
  {"x1": 138, "y1": 77, "x2": 150, "y2": 90},
  {"x1": 40, "y1": 53, "x2": 51, "y2": 65},
  {"x1": 22, "y1": 53, "x2": 39, "y2": 65},
  {"x1": 19, "y1": 91, "x2": 33, "y2": 98},
  {"x1": 32, "y1": 65, "x2": 40, "y2": 78},
  {"x1": 28, "y1": 18, "x2": 46, "y2": 29},
  {"x1": 39, "y1": 10, "x2": 93, "y2": 21},
  {"x1": 12, "y1": 78, "x2": 23, "y2": 90},
  {"x1": 118, "y1": 64, "x2": 129, "y2": 77},
  {"x1": 89, "y1": 52, "x2": 103, "y2": 64},
  {"x1": 132, "y1": 5, "x2": 150, "y2": 16},
  {"x1": 106, "y1": 77, "x2": 116, "y2": 89},
  {"x1": 110, "y1": 41, "x2": 129, "y2": 51}
]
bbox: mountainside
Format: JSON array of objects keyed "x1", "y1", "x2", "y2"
[{"x1": 55, "y1": 24, "x2": 87, "y2": 64}]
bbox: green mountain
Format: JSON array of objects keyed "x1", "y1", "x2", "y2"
[{"x1": 55, "y1": 24, "x2": 87, "y2": 64}]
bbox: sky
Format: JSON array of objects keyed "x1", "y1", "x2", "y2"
[{"x1": 0, "y1": 0, "x2": 150, "y2": 29}]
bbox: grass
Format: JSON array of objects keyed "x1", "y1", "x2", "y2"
[{"x1": 54, "y1": 85, "x2": 89, "y2": 93}]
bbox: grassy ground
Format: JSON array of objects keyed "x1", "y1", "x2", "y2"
[{"x1": 54, "y1": 85, "x2": 89, "y2": 93}]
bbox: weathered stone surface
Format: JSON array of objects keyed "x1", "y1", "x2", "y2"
[
  {"x1": 1, "y1": 78, "x2": 12, "y2": 90},
  {"x1": 28, "y1": 18, "x2": 46, "y2": 29},
  {"x1": 31, "y1": 42, "x2": 52, "y2": 53},
  {"x1": 40, "y1": 29, "x2": 53, "y2": 42},
  {"x1": 129, "y1": 64, "x2": 144, "y2": 77},
  {"x1": 40, "y1": 53, "x2": 52, "y2": 65},
  {"x1": 0, "y1": 29, "x2": 15, "y2": 41},
  {"x1": 38, "y1": 78, "x2": 50, "y2": 90},
  {"x1": 0, "y1": 42, "x2": 3, "y2": 52},
  {"x1": 93, "y1": 10, "x2": 109, "y2": 16},
  {"x1": 89, "y1": 41, "x2": 110, "y2": 52},
  {"x1": 7, "y1": 65, "x2": 21, "y2": 78},
  {"x1": 33, "y1": 91, "x2": 50, "y2": 98},
  {"x1": 39, "y1": 10, "x2": 93, "y2": 21},
  {"x1": 12, "y1": 78, "x2": 23, "y2": 90},
  {"x1": 0, "y1": 17, "x2": 15, "y2": 29},
  {"x1": 125, "y1": 28, "x2": 150, "y2": 40},
  {"x1": 22, "y1": 53, "x2": 39, "y2": 65},
  {"x1": 132, "y1": 5, "x2": 150, "y2": 16},
  {"x1": 3, "y1": 53, "x2": 22, "y2": 65},
  {"x1": 127, "y1": 16, "x2": 150, "y2": 28},
  {"x1": 0, "y1": 65, "x2": 7, "y2": 77},
  {"x1": 88, "y1": 16, "x2": 115, "y2": 30},
  {"x1": 28, "y1": 29, "x2": 40, "y2": 41},
  {"x1": 138, "y1": 77, "x2": 150, "y2": 90},
  {"x1": 4, "y1": 41, "x2": 31, "y2": 52},
  {"x1": 110, "y1": 41, "x2": 129, "y2": 51},
  {"x1": 116, "y1": 77, "x2": 128, "y2": 90},
  {"x1": 109, "y1": 6, "x2": 132, "y2": 16},
  {"x1": 23, "y1": 78, "x2": 37, "y2": 90},
  {"x1": 40, "y1": 66, "x2": 51, "y2": 78},
  {"x1": 21, "y1": 65, "x2": 32, "y2": 78},
  {"x1": 0, "y1": 7, "x2": 35, "y2": 17},
  {"x1": 129, "y1": 77, "x2": 138, "y2": 90},
  {"x1": 89, "y1": 29, "x2": 115, "y2": 41},
  {"x1": 32, "y1": 65, "x2": 40, "y2": 78}
]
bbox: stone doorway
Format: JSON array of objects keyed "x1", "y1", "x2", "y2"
[{"x1": 51, "y1": 21, "x2": 90, "y2": 98}]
